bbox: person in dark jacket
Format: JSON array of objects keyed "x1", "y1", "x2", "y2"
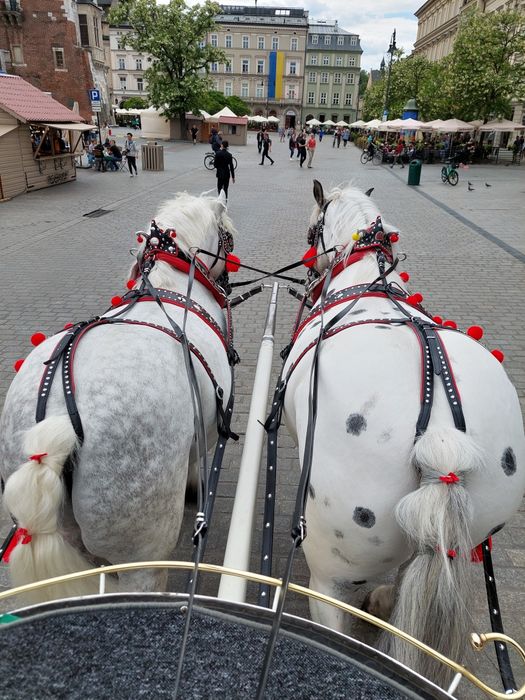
[
  {"x1": 296, "y1": 131, "x2": 307, "y2": 167},
  {"x1": 259, "y1": 132, "x2": 274, "y2": 165},
  {"x1": 210, "y1": 128, "x2": 222, "y2": 153},
  {"x1": 214, "y1": 140, "x2": 235, "y2": 200}
]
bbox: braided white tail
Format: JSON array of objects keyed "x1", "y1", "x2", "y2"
[
  {"x1": 3, "y1": 416, "x2": 100, "y2": 601},
  {"x1": 385, "y1": 427, "x2": 483, "y2": 685}
]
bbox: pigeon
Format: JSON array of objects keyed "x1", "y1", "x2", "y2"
[
  {"x1": 468, "y1": 182, "x2": 475, "y2": 191},
  {"x1": 485, "y1": 183, "x2": 492, "y2": 187}
]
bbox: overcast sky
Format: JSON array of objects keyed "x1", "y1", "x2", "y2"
[{"x1": 178, "y1": 0, "x2": 422, "y2": 72}]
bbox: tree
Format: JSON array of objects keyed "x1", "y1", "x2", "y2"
[
  {"x1": 358, "y1": 69, "x2": 369, "y2": 97},
  {"x1": 200, "y1": 90, "x2": 250, "y2": 116},
  {"x1": 447, "y1": 9, "x2": 525, "y2": 121},
  {"x1": 122, "y1": 96, "x2": 148, "y2": 110},
  {"x1": 109, "y1": 0, "x2": 226, "y2": 125}
]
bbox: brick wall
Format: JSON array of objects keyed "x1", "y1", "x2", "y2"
[{"x1": 0, "y1": 0, "x2": 95, "y2": 120}]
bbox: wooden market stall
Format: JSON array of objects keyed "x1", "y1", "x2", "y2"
[{"x1": 0, "y1": 74, "x2": 92, "y2": 201}]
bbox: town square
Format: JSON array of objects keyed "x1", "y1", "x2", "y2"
[{"x1": 0, "y1": 1, "x2": 524, "y2": 698}]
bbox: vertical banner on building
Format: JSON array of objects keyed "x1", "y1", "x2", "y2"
[{"x1": 268, "y1": 51, "x2": 284, "y2": 100}]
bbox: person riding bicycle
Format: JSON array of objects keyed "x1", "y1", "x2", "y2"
[{"x1": 366, "y1": 133, "x2": 375, "y2": 158}]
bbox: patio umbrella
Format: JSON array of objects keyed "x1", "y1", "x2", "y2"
[
  {"x1": 423, "y1": 119, "x2": 445, "y2": 129},
  {"x1": 349, "y1": 120, "x2": 366, "y2": 128},
  {"x1": 335, "y1": 120, "x2": 349, "y2": 127},
  {"x1": 432, "y1": 118, "x2": 474, "y2": 133},
  {"x1": 322, "y1": 119, "x2": 336, "y2": 127},
  {"x1": 363, "y1": 119, "x2": 382, "y2": 129},
  {"x1": 267, "y1": 116, "x2": 280, "y2": 123},
  {"x1": 306, "y1": 118, "x2": 321, "y2": 126},
  {"x1": 478, "y1": 118, "x2": 525, "y2": 131},
  {"x1": 249, "y1": 115, "x2": 268, "y2": 123}
]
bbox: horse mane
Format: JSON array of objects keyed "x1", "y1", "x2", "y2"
[
  {"x1": 153, "y1": 191, "x2": 237, "y2": 256},
  {"x1": 311, "y1": 184, "x2": 397, "y2": 261}
]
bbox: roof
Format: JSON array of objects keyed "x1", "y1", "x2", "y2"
[
  {"x1": 219, "y1": 116, "x2": 247, "y2": 125},
  {"x1": 0, "y1": 74, "x2": 84, "y2": 124},
  {"x1": 309, "y1": 23, "x2": 351, "y2": 35}
]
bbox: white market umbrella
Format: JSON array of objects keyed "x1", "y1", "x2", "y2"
[
  {"x1": 432, "y1": 118, "x2": 475, "y2": 133},
  {"x1": 350, "y1": 120, "x2": 366, "y2": 128},
  {"x1": 399, "y1": 118, "x2": 426, "y2": 131},
  {"x1": 335, "y1": 120, "x2": 349, "y2": 127},
  {"x1": 322, "y1": 119, "x2": 336, "y2": 127},
  {"x1": 306, "y1": 118, "x2": 321, "y2": 126},
  {"x1": 211, "y1": 106, "x2": 237, "y2": 119},
  {"x1": 469, "y1": 120, "x2": 483, "y2": 130},
  {"x1": 363, "y1": 118, "x2": 382, "y2": 129},
  {"x1": 249, "y1": 115, "x2": 268, "y2": 123},
  {"x1": 478, "y1": 118, "x2": 525, "y2": 132},
  {"x1": 423, "y1": 119, "x2": 445, "y2": 129},
  {"x1": 266, "y1": 115, "x2": 280, "y2": 123}
]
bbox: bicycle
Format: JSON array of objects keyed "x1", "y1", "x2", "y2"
[
  {"x1": 204, "y1": 152, "x2": 238, "y2": 171},
  {"x1": 360, "y1": 147, "x2": 382, "y2": 166},
  {"x1": 441, "y1": 158, "x2": 459, "y2": 186}
]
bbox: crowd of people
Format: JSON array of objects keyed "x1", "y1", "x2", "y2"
[{"x1": 83, "y1": 132, "x2": 138, "y2": 175}]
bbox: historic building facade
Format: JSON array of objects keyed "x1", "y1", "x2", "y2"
[
  {"x1": 210, "y1": 5, "x2": 309, "y2": 128},
  {"x1": 108, "y1": 25, "x2": 149, "y2": 110},
  {"x1": 0, "y1": 0, "x2": 110, "y2": 121},
  {"x1": 303, "y1": 21, "x2": 362, "y2": 125},
  {"x1": 413, "y1": 0, "x2": 525, "y2": 122}
]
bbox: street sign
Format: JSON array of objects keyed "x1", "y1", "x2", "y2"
[
  {"x1": 92, "y1": 105, "x2": 102, "y2": 112},
  {"x1": 88, "y1": 89, "x2": 101, "y2": 102}
]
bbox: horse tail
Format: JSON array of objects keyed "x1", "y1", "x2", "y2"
[
  {"x1": 386, "y1": 426, "x2": 483, "y2": 684},
  {"x1": 3, "y1": 415, "x2": 97, "y2": 601}
]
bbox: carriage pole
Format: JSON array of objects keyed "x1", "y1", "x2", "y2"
[{"x1": 218, "y1": 282, "x2": 279, "y2": 603}]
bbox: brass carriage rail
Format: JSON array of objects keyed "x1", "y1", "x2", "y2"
[{"x1": 0, "y1": 561, "x2": 523, "y2": 699}]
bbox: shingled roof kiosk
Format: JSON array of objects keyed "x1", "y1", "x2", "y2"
[{"x1": 0, "y1": 74, "x2": 93, "y2": 201}]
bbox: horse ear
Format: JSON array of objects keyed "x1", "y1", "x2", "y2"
[
  {"x1": 364, "y1": 187, "x2": 374, "y2": 197},
  {"x1": 313, "y1": 179, "x2": 326, "y2": 209},
  {"x1": 213, "y1": 190, "x2": 227, "y2": 217}
]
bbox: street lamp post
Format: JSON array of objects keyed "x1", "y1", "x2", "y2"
[{"x1": 382, "y1": 29, "x2": 396, "y2": 122}]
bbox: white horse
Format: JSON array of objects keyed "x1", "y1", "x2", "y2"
[
  {"x1": 283, "y1": 181, "x2": 525, "y2": 683},
  {"x1": 0, "y1": 190, "x2": 237, "y2": 600}
]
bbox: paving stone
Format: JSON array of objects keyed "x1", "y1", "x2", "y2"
[{"x1": 0, "y1": 130, "x2": 523, "y2": 697}]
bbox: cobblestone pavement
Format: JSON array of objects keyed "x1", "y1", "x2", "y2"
[{"x1": 0, "y1": 129, "x2": 524, "y2": 697}]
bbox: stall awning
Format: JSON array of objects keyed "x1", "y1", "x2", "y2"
[
  {"x1": 0, "y1": 124, "x2": 17, "y2": 138},
  {"x1": 42, "y1": 122, "x2": 93, "y2": 131}
]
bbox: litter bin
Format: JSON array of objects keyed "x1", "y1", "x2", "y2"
[
  {"x1": 141, "y1": 142, "x2": 164, "y2": 171},
  {"x1": 407, "y1": 159, "x2": 422, "y2": 186}
]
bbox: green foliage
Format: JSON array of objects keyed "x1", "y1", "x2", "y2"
[
  {"x1": 122, "y1": 96, "x2": 148, "y2": 110},
  {"x1": 109, "y1": 0, "x2": 226, "y2": 120},
  {"x1": 447, "y1": 9, "x2": 525, "y2": 121},
  {"x1": 200, "y1": 90, "x2": 250, "y2": 116},
  {"x1": 358, "y1": 70, "x2": 369, "y2": 97}
]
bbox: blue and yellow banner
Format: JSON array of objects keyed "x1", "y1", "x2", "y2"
[{"x1": 268, "y1": 51, "x2": 284, "y2": 99}]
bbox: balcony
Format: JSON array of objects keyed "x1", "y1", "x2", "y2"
[{"x1": 1, "y1": 0, "x2": 22, "y2": 26}]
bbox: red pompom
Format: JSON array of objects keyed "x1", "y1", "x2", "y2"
[
  {"x1": 400, "y1": 272, "x2": 410, "y2": 283},
  {"x1": 443, "y1": 320, "x2": 457, "y2": 329},
  {"x1": 30, "y1": 332, "x2": 46, "y2": 347},
  {"x1": 406, "y1": 295, "x2": 416, "y2": 305},
  {"x1": 137, "y1": 235, "x2": 144, "y2": 243},
  {"x1": 111, "y1": 295, "x2": 123, "y2": 307},
  {"x1": 225, "y1": 254, "x2": 241, "y2": 273},
  {"x1": 390, "y1": 232, "x2": 399, "y2": 243},
  {"x1": 13, "y1": 359, "x2": 24, "y2": 373},
  {"x1": 170, "y1": 230, "x2": 177, "y2": 239},
  {"x1": 467, "y1": 325, "x2": 483, "y2": 341},
  {"x1": 302, "y1": 246, "x2": 318, "y2": 268},
  {"x1": 433, "y1": 315, "x2": 443, "y2": 325},
  {"x1": 491, "y1": 349, "x2": 504, "y2": 363},
  {"x1": 126, "y1": 279, "x2": 136, "y2": 290},
  {"x1": 63, "y1": 323, "x2": 74, "y2": 330},
  {"x1": 413, "y1": 292, "x2": 423, "y2": 304}
]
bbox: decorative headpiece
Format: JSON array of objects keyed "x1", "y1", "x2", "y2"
[{"x1": 350, "y1": 216, "x2": 399, "y2": 256}]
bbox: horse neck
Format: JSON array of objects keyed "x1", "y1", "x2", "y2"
[
  {"x1": 334, "y1": 252, "x2": 381, "y2": 287},
  {"x1": 149, "y1": 260, "x2": 222, "y2": 317}
]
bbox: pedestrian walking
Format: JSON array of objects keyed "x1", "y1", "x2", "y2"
[
  {"x1": 319, "y1": 128, "x2": 324, "y2": 142},
  {"x1": 190, "y1": 125, "x2": 198, "y2": 145},
  {"x1": 279, "y1": 127, "x2": 285, "y2": 142},
  {"x1": 390, "y1": 139, "x2": 405, "y2": 168},
  {"x1": 297, "y1": 131, "x2": 307, "y2": 168},
  {"x1": 342, "y1": 128, "x2": 350, "y2": 147},
  {"x1": 306, "y1": 133, "x2": 316, "y2": 168},
  {"x1": 259, "y1": 133, "x2": 274, "y2": 165},
  {"x1": 288, "y1": 129, "x2": 297, "y2": 160},
  {"x1": 214, "y1": 140, "x2": 235, "y2": 200},
  {"x1": 124, "y1": 132, "x2": 138, "y2": 176},
  {"x1": 256, "y1": 128, "x2": 264, "y2": 154}
]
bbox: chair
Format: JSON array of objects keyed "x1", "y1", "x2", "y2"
[{"x1": 117, "y1": 155, "x2": 128, "y2": 172}]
